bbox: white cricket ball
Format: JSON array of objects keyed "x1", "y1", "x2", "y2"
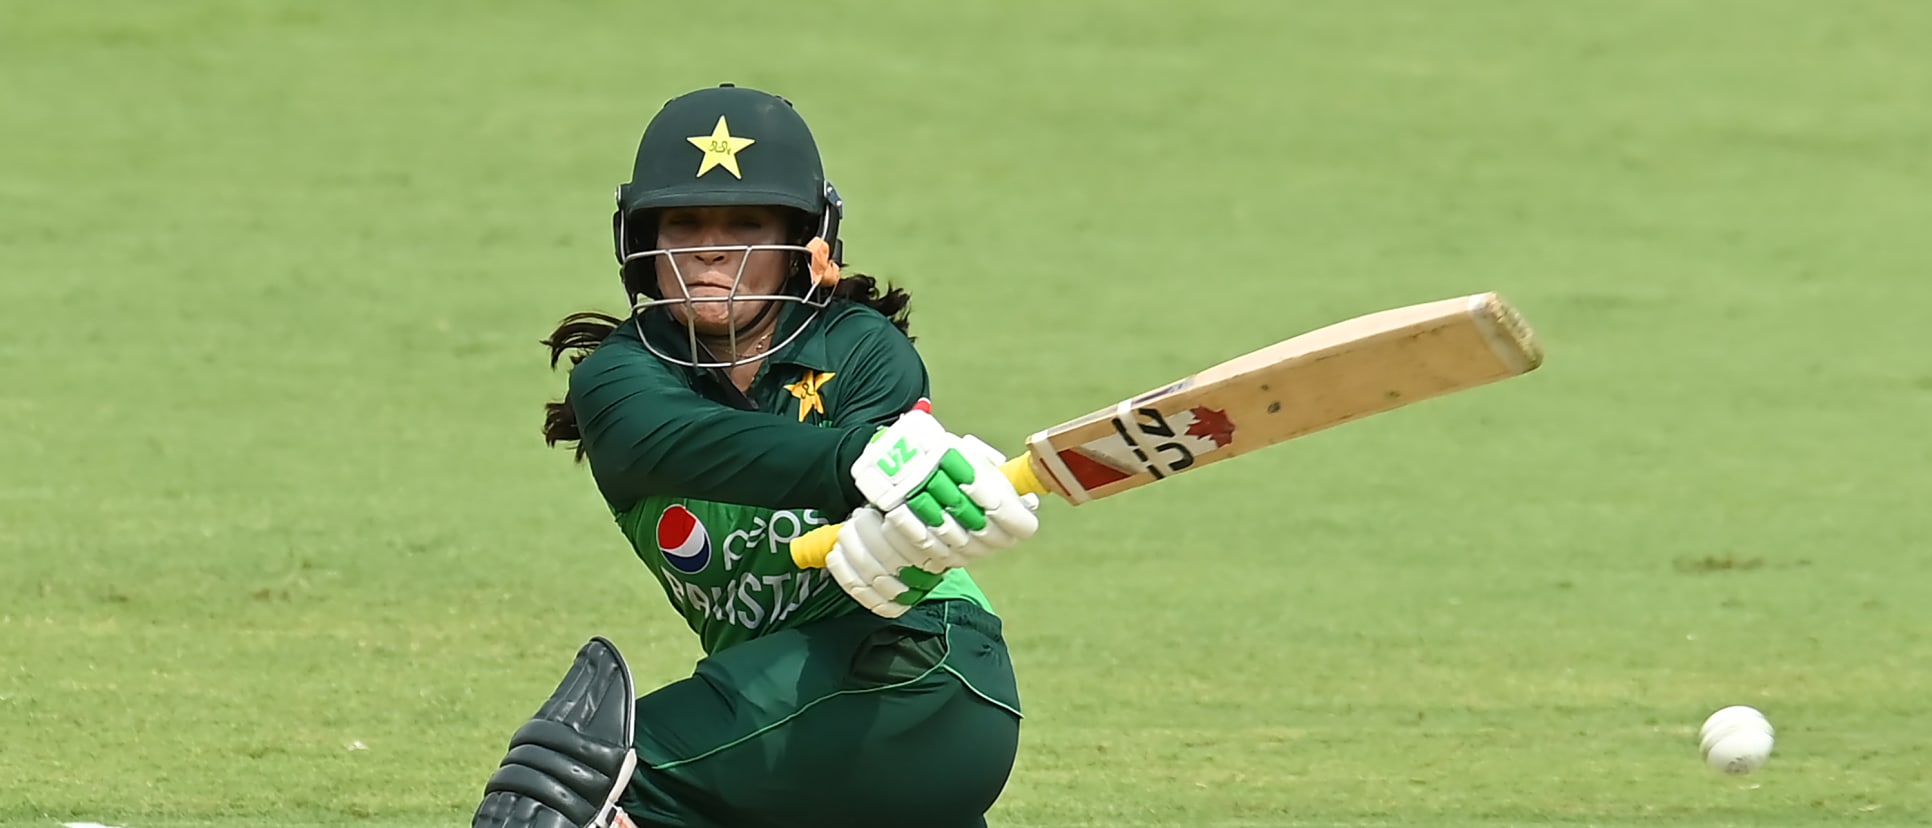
[{"x1": 1698, "y1": 705, "x2": 1774, "y2": 775}]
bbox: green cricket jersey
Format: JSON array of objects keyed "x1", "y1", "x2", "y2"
[{"x1": 569, "y1": 300, "x2": 993, "y2": 654}]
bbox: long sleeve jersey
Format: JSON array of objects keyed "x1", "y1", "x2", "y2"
[{"x1": 568, "y1": 301, "x2": 993, "y2": 654}]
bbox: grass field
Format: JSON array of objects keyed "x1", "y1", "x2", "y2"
[{"x1": 4, "y1": 1, "x2": 1931, "y2": 826}]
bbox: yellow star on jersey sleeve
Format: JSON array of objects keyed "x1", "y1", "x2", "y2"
[{"x1": 686, "y1": 116, "x2": 756, "y2": 179}]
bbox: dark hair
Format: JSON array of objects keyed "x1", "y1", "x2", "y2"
[{"x1": 541, "y1": 274, "x2": 913, "y2": 460}]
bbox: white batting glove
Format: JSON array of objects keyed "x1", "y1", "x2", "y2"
[
  {"x1": 824, "y1": 506, "x2": 938, "y2": 619},
  {"x1": 834, "y1": 421, "x2": 1041, "y2": 617},
  {"x1": 850, "y1": 411, "x2": 1042, "y2": 569},
  {"x1": 850, "y1": 408, "x2": 958, "y2": 512},
  {"x1": 879, "y1": 434, "x2": 1040, "y2": 568}
]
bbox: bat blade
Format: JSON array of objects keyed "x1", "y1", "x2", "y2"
[{"x1": 1024, "y1": 291, "x2": 1542, "y2": 504}]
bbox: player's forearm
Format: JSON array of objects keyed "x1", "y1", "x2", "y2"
[{"x1": 582, "y1": 404, "x2": 869, "y2": 514}]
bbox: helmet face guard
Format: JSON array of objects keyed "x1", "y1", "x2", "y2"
[
  {"x1": 614, "y1": 182, "x2": 845, "y2": 369},
  {"x1": 621, "y1": 242, "x2": 834, "y2": 369}
]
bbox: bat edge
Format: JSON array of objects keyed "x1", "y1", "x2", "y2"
[{"x1": 1467, "y1": 292, "x2": 1545, "y2": 375}]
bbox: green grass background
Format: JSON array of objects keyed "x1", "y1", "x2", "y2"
[{"x1": 4, "y1": 1, "x2": 1930, "y2": 825}]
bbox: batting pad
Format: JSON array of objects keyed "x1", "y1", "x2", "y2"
[{"x1": 474, "y1": 637, "x2": 639, "y2": 828}]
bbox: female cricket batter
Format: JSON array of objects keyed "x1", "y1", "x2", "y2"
[{"x1": 471, "y1": 85, "x2": 1042, "y2": 828}]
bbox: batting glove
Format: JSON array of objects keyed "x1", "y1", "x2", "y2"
[
  {"x1": 849, "y1": 410, "x2": 1041, "y2": 569},
  {"x1": 824, "y1": 506, "x2": 942, "y2": 618},
  {"x1": 834, "y1": 416, "x2": 1040, "y2": 617}
]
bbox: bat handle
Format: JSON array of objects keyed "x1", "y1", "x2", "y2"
[{"x1": 790, "y1": 452, "x2": 1046, "y2": 570}]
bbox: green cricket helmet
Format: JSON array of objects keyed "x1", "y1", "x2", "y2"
[{"x1": 611, "y1": 85, "x2": 846, "y2": 367}]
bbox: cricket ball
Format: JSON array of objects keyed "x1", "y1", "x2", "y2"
[{"x1": 1698, "y1": 705, "x2": 1774, "y2": 775}]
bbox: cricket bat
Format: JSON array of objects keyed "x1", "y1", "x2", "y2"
[{"x1": 789, "y1": 291, "x2": 1543, "y2": 569}]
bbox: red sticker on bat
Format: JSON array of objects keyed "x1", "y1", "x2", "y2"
[{"x1": 1057, "y1": 448, "x2": 1132, "y2": 490}]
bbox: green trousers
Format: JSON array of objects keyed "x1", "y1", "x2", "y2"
[{"x1": 619, "y1": 600, "x2": 1023, "y2": 828}]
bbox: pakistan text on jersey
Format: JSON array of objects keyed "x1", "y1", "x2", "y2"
[{"x1": 657, "y1": 567, "x2": 835, "y2": 631}]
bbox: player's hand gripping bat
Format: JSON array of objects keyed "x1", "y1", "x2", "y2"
[{"x1": 790, "y1": 292, "x2": 1544, "y2": 569}]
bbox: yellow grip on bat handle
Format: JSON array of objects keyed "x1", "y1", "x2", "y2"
[{"x1": 790, "y1": 452, "x2": 1044, "y2": 569}]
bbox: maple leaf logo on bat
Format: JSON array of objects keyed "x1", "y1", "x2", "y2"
[{"x1": 1186, "y1": 407, "x2": 1236, "y2": 447}]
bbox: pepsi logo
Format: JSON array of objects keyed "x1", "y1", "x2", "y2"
[{"x1": 655, "y1": 504, "x2": 713, "y2": 574}]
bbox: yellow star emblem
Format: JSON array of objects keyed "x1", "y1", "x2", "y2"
[
  {"x1": 686, "y1": 116, "x2": 756, "y2": 179},
  {"x1": 784, "y1": 370, "x2": 836, "y2": 422}
]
